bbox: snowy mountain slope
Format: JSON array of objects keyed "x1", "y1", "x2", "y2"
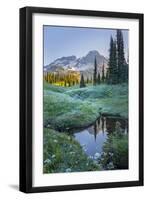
[{"x1": 44, "y1": 50, "x2": 108, "y2": 76}]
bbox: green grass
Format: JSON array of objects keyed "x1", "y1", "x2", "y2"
[
  {"x1": 100, "y1": 134, "x2": 128, "y2": 169},
  {"x1": 65, "y1": 84, "x2": 128, "y2": 118},
  {"x1": 43, "y1": 128, "x2": 100, "y2": 173},
  {"x1": 44, "y1": 90, "x2": 101, "y2": 130},
  {"x1": 65, "y1": 83, "x2": 128, "y2": 99},
  {"x1": 95, "y1": 96, "x2": 128, "y2": 118},
  {"x1": 44, "y1": 81, "x2": 67, "y2": 93},
  {"x1": 44, "y1": 83, "x2": 128, "y2": 130}
]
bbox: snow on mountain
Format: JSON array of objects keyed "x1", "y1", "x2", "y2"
[{"x1": 44, "y1": 50, "x2": 108, "y2": 76}]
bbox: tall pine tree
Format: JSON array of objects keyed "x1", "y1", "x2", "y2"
[
  {"x1": 116, "y1": 30, "x2": 126, "y2": 83},
  {"x1": 108, "y1": 37, "x2": 117, "y2": 84},
  {"x1": 112, "y1": 40, "x2": 118, "y2": 84},
  {"x1": 105, "y1": 69, "x2": 109, "y2": 84},
  {"x1": 101, "y1": 62, "x2": 105, "y2": 83},
  {"x1": 80, "y1": 74, "x2": 86, "y2": 88},
  {"x1": 107, "y1": 30, "x2": 128, "y2": 85},
  {"x1": 108, "y1": 36, "x2": 114, "y2": 84},
  {"x1": 93, "y1": 56, "x2": 97, "y2": 86},
  {"x1": 97, "y1": 72, "x2": 101, "y2": 84}
]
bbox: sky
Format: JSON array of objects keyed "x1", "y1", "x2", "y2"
[{"x1": 44, "y1": 26, "x2": 129, "y2": 66}]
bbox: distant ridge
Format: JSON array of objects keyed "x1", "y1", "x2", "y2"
[{"x1": 44, "y1": 50, "x2": 108, "y2": 77}]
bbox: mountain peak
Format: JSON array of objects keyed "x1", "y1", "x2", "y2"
[
  {"x1": 87, "y1": 50, "x2": 100, "y2": 56},
  {"x1": 77, "y1": 50, "x2": 104, "y2": 67},
  {"x1": 58, "y1": 55, "x2": 76, "y2": 61},
  {"x1": 44, "y1": 50, "x2": 108, "y2": 74}
]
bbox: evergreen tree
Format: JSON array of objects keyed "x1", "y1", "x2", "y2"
[
  {"x1": 107, "y1": 30, "x2": 128, "y2": 85},
  {"x1": 97, "y1": 72, "x2": 101, "y2": 84},
  {"x1": 93, "y1": 57, "x2": 97, "y2": 85},
  {"x1": 108, "y1": 37, "x2": 117, "y2": 84},
  {"x1": 68, "y1": 81, "x2": 71, "y2": 87},
  {"x1": 47, "y1": 72, "x2": 49, "y2": 83},
  {"x1": 87, "y1": 77, "x2": 89, "y2": 84},
  {"x1": 80, "y1": 74, "x2": 86, "y2": 88},
  {"x1": 124, "y1": 63, "x2": 128, "y2": 83},
  {"x1": 91, "y1": 77, "x2": 93, "y2": 83},
  {"x1": 116, "y1": 29, "x2": 126, "y2": 83},
  {"x1": 112, "y1": 40, "x2": 118, "y2": 84},
  {"x1": 101, "y1": 62, "x2": 105, "y2": 83},
  {"x1": 105, "y1": 69, "x2": 109, "y2": 84},
  {"x1": 108, "y1": 36, "x2": 113, "y2": 84}
]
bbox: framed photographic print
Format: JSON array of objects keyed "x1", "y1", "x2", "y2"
[{"x1": 19, "y1": 7, "x2": 144, "y2": 193}]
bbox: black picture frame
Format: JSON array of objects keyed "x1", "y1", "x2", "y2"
[{"x1": 19, "y1": 6, "x2": 144, "y2": 193}]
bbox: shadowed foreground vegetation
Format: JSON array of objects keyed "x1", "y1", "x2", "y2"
[{"x1": 43, "y1": 128, "x2": 100, "y2": 173}]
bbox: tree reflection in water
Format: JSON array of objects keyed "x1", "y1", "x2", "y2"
[{"x1": 74, "y1": 116, "x2": 128, "y2": 170}]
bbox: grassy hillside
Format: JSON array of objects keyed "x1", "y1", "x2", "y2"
[
  {"x1": 44, "y1": 90, "x2": 100, "y2": 130},
  {"x1": 44, "y1": 83, "x2": 128, "y2": 130}
]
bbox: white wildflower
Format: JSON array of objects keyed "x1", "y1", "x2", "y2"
[
  {"x1": 88, "y1": 155, "x2": 93, "y2": 160},
  {"x1": 94, "y1": 152, "x2": 101, "y2": 160},
  {"x1": 83, "y1": 147, "x2": 87, "y2": 152},
  {"x1": 107, "y1": 162, "x2": 114, "y2": 169},
  {"x1": 66, "y1": 168, "x2": 72, "y2": 172},
  {"x1": 109, "y1": 152, "x2": 114, "y2": 156},
  {"x1": 69, "y1": 151, "x2": 75, "y2": 155},
  {"x1": 44, "y1": 159, "x2": 51, "y2": 164}
]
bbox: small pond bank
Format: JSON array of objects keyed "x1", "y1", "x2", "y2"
[
  {"x1": 69, "y1": 116, "x2": 128, "y2": 170},
  {"x1": 72, "y1": 116, "x2": 128, "y2": 156}
]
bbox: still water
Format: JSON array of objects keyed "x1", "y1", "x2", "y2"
[{"x1": 73, "y1": 117, "x2": 128, "y2": 157}]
